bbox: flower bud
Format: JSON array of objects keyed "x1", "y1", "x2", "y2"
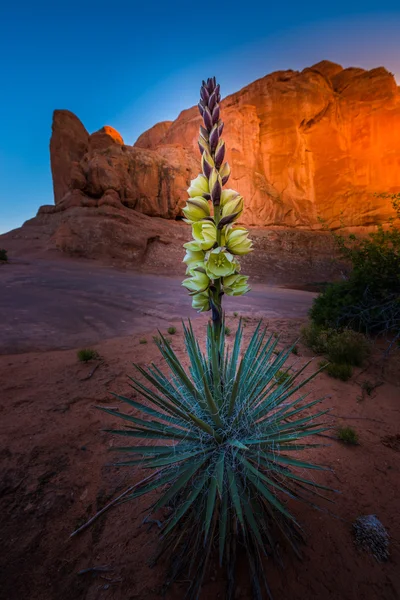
[
  {"x1": 188, "y1": 174, "x2": 209, "y2": 198},
  {"x1": 203, "y1": 107, "x2": 213, "y2": 131},
  {"x1": 200, "y1": 126, "x2": 209, "y2": 141},
  {"x1": 218, "y1": 120, "x2": 224, "y2": 137},
  {"x1": 192, "y1": 221, "x2": 217, "y2": 251},
  {"x1": 200, "y1": 85, "x2": 209, "y2": 104},
  {"x1": 206, "y1": 77, "x2": 215, "y2": 94},
  {"x1": 212, "y1": 105, "x2": 220, "y2": 125},
  {"x1": 198, "y1": 135, "x2": 209, "y2": 155},
  {"x1": 198, "y1": 102, "x2": 204, "y2": 117},
  {"x1": 208, "y1": 168, "x2": 222, "y2": 206},
  {"x1": 215, "y1": 83, "x2": 220, "y2": 101},
  {"x1": 182, "y1": 269, "x2": 210, "y2": 294},
  {"x1": 201, "y1": 151, "x2": 215, "y2": 179},
  {"x1": 183, "y1": 248, "x2": 206, "y2": 271},
  {"x1": 205, "y1": 247, "x2": 239, "y2": 279},
  {"x1": 182, "y1": 197, "x2": 210, "y2": 222},
  {"x1": 214, "y1": 139, "x2": 225, "y2": 169},
  {"x1": 209, "y1": 124, "x2": 219, "y2": 152},
  {"x1": 224, "y1": 226, "x2": 253, "y2": 255},
  {"x1": 192, "y1": 291, "x2": 210, "y2": 312},
  {"x1": 223, "y1": 273, "x2": 250, "y2": 296},
  {"x1": 219, "y1": 162, "x2": 231, "y2": 185},
  {"x1": 208, "y1": 90, "x2": 217, "y2": 112}
]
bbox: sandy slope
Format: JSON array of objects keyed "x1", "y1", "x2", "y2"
[{"x1": 0, "y1": 316, "x2": 399, "y2": 600}]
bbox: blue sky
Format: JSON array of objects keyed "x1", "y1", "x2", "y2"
[{"x1": 1, "y1": 1, "x2": 400, "y2": 233}]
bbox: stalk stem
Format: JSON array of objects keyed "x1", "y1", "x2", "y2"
[{"x1": 212, "y1": 203, "x2": 223, "y2": 351}]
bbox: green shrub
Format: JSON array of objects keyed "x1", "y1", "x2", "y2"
[
  {"x1": 301, "y1": 323, "x2": 330, "y2": 354},
  {"x1": 77, "y1": 348, "x2": 99, "y2": 362},
  {"x1": 139, "y1": 338, "x2": 147, "y2": 344},
  {"x1": 0, "y1": 248, "x2": 8, "y2": 262},
  {"x1": 310, "y1": 194, "x2": 400, "y2": 339},
  {"x1": 224, "y1": 325, "x2": 231, "y2": 336},
  {"x1": 167, "y1": 326, "x2": 177, "y2": 335},
  {"x1": 337, "y1": 426, "x2": 359, "y2": 445},
  {"x1": 326, "y1": 329, "x2": 369, "y2": 366},
  {"x1": 291, "y1": 345, "x2": 299, "y2": 355},
  {"x1": 302, "y1": 324, "x2": 368, "y2": 368},
  {"x1": 233, "y1": 312, "x2": 238, "y2": 317},
  {"x1": 326, "y1": 362, "x2": 353, "y2": 381},
  {"x1": 101, "y1": 322, "x2": 333, "y2": 597}
]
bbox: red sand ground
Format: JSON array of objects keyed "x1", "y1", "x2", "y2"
[{"x1": 0, "y1": 317, "x2": 399, "y2": 600}]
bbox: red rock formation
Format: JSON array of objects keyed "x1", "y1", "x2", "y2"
[
  {"x1": 149, "y1": 61, "x2": 400, "y2": 229},
  {"x1": 3, "y1": 60, "x2": 399, "y2": 280},
  {"x1": 135, "y1": 121, "x2": 173, "y2": 149},
  {"x1": 50, "y1": 110, "x2": 89, "y2": 204},
  {"x1": 48, "y1": 61, "x2": 400, "y2": 231}
]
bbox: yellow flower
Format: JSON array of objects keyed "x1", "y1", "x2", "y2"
[
  {"x1": 192, "y1": 221, "x2": 217, "y2": 251},
  {"x1": 205, "y1": 248, "x2": 239, "y2": 279},
  {"x1": 182, "y1": 269, "x2": 210, "y2": 295},
  {"x1": 223, "y1": 274, "x2": 250, "y2": 296},
  {"x1": 224, "y1": 226, "x2": 253, "y2": 255},
  {"x1": 183, "y1": 249, "x2": 205, "y2": 272},
  {"x1": 220, "y1": 189, "x2": 241, "y2": 207},
  {"x1": 221, "y1": 195, "x2": 244, "y2": 223},
  {"x1": 182, "y1": 197, "x2": 210, "y2": 223},
  {"x1": 187, "y1": 174, "x2": 209, "y2": 198},
  {"x1": 192, "y1": 291, "x2": 211, "y2": 312}
]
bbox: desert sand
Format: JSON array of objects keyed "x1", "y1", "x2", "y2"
[{"x1": 1, "y1": 310, "x2": 399, "y2": 600}]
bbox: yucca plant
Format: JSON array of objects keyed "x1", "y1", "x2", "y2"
[
  {"x1": 99, "y1": 77, "x2": 333, "y2": 598},
  {"x1": 101, "y1": 321, "x2": 331, "y2": 598}
]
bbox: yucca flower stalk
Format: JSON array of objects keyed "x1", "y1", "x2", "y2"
[
  {"x1": 182, "y1": 77, "x2": 252, "y2": 346},
  {"x1": 96, "y1": 78, "x2": 333, "y2": 599}
]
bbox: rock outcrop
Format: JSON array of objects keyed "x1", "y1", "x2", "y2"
[
  {"x1": 2, "y1": 60, "x2": 399, "y2": 283},
  {"x1": 47, "y1": 60, "x2": 400, "y2": 231},
  {"x1": 139, "y1": 60, "x2": 400, "y2": 229}
]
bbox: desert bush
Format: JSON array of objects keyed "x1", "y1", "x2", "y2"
[
  {"x1": 301, "y1": 322, "x2": 330, "y2": 354},
  {"x1": 77, "y1": 348, "x2": 99, "y2": 362},
  {"x1": 326, "y1": 329, "x2": 370, "y2": 366},
  {"x1": 224, "y1": 325, "x2": 231, "y2": 336},
  {"x1": 0, "y1": 248, "x2": 8, "y2": 262},
  {"x1": 302, "y1": 324, "x2": 369, "y2": 368},
  {"x1": 337, "y1": 426, "x2": 359, "y2": 445},
  {"x1": 311, "y1": 194, "x2": 400, "y2": 343},
  {"x1": 139, "y1": 338, "x2": 147, "y2": 344},
  {"x1": 319, "y1": 360, "x2": 353, "y2": 381},
  {"x1": 167, "y1": 326, "x2": 176, "y2": 335}
]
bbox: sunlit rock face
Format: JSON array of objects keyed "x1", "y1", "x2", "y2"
[
  {"x1": 49, "y1": 61, "x2": 399, "y2": 230},
  {"x1": 139, "y1": 60, "x2": 400, "y2": 229},
  {"x1": 4, "y1": 60, "x2": 397, "y2": 279}
]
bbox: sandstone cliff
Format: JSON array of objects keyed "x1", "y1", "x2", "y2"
[
  {"x1": 2, "y1": 60, "x2": 399, "y2": 283},
  {"x1": 135, "y1": 60, "x2": 400, "y2": 229}
]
